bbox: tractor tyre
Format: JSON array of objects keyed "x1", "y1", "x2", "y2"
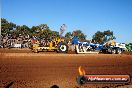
[{"x1": 57, "y1": 42, "x2": 68, "y2": 53}]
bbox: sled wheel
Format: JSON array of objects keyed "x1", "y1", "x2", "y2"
[
  {"x1": 117, "y1": 48, "x2": 122, "y2": 54},
  {"x1": 112, "y1": 49, "x2": 116, "y2": 54}
]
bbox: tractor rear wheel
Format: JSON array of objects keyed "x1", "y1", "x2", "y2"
[{"x1": 57, "y1": 42, "x2": 68, "y2": 53}]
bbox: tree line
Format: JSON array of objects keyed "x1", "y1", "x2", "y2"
[{"x1": 1, "y1": 18, "x2": 115, "y2": 44}]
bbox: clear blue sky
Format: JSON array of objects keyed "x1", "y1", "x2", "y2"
[{"x1": 1, "y1": 0, "x2": 132, "y2": 43}]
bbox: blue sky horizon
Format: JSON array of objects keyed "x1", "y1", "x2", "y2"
[{"x1": 1, "y1": 0, "x2": 132, "y2": 43}]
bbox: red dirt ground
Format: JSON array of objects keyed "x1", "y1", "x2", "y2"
[{"x1": 0, "y1": 48, "x2": 132, "y2": 88}]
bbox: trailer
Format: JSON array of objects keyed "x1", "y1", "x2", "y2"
[
  {"x1": 73, "y1": 39, "x2": 126, "y2": 54},
  {"x1": 75, "y1": 41, "x2": 99, "y2": 54},
  {"x1": 99, "y1": 42, "x2": 126, "y2": 54}
]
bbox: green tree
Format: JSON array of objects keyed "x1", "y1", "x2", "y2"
[
  {"x1": 52, "y1": 31, "x2": 59, "y2": 37},
  {"x1": 15, "y1": 25, "x2": 30, "y2": 36},
  {"x1": 39, "y1": 24, "x2": 49, "y2": 30},
  {"x1": 65, "y1": 32, "x2": 72, "y2": 39},
  {"x1": 92, "y1": 30, "x2": 116, "y2": 44},
  {"x1": 30, "y1": 24, "x2": 59, "y2": 40},
  {"x1": 1, "y1": 18, "x2": 16, "y2": 35},
  {"x1": 73, "y1": 30, "x2": 86, "y2": 41},
  {"x1": 64, "y1": 30, "x2": 86, "y2": 41},
  {"x1": 31, "y1": 26, "x2": 39, "y2": 36},
  {"x1": 65, "y1": 32, "x2": 72, "y2": 42}
]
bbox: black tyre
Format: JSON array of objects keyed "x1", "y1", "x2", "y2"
[{"x1": 57, "y1": 42, "x2": 68, "y2": 53}]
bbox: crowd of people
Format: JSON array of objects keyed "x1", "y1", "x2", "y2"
[
  {"x1": 0, "y1": 33, "x2": 70, "y2": 49},
  {"x1": 0, "y1": 34, "x2": 34, "y2": 48},
  {"x1": 0, "y1": 31, "x2": 79, "y2": 51}
]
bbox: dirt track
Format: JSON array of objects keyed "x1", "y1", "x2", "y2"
[{"x1": 0, "y1": 49, "x2": 132, "y2": 88}]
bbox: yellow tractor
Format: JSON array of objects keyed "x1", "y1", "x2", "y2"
[{"x1": 32, "y1": 37, "x2": 68, "y2": 53}]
